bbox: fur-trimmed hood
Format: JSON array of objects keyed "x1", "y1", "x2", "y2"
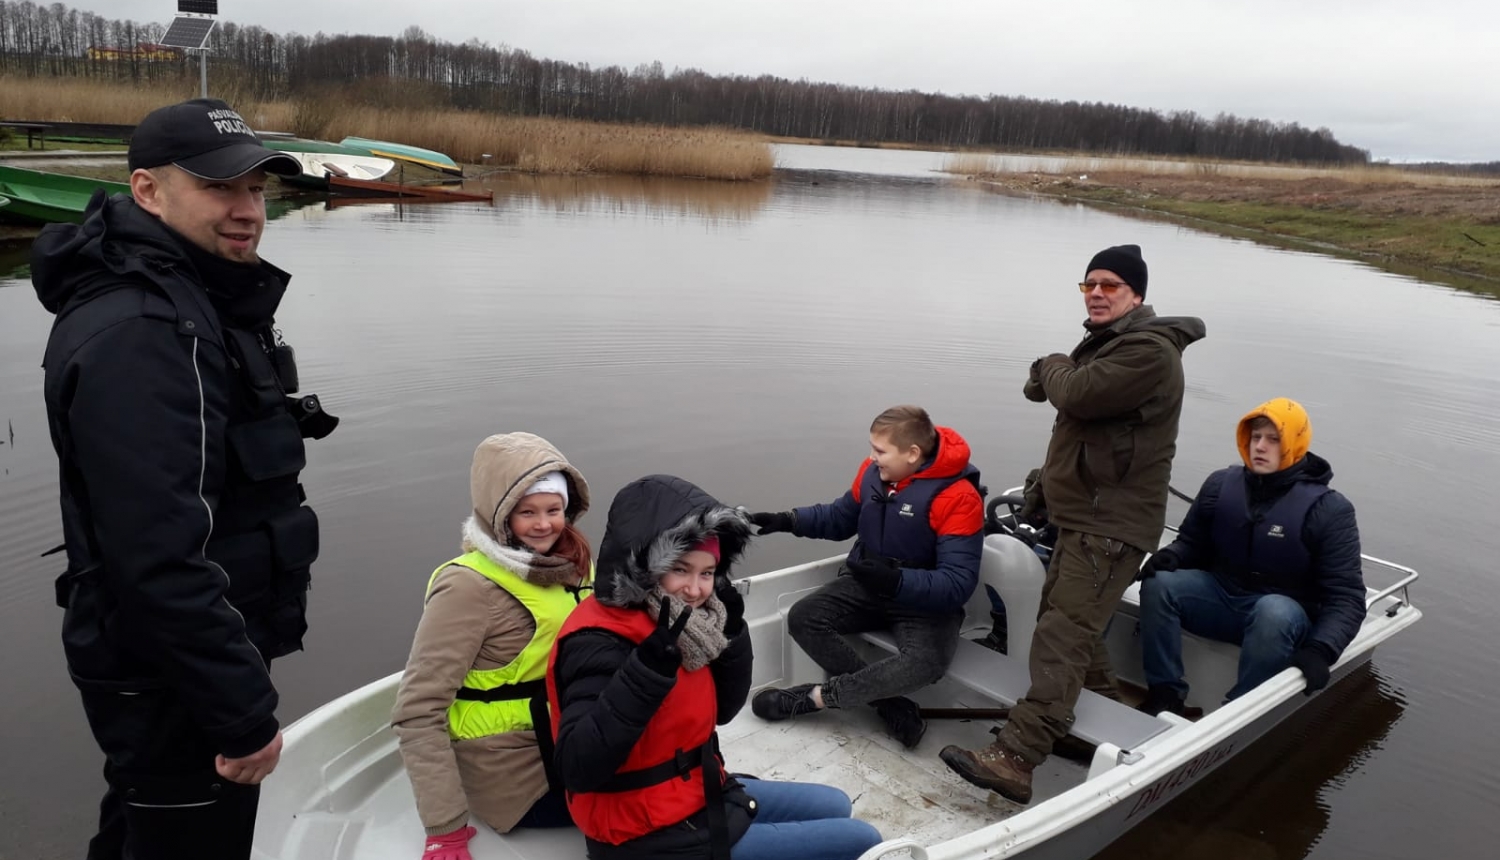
[
  {"x1": 594, "y1": 474, "x2": 752, "y2": 608},
  {"x1": 462, "y1": 432, "x2": 589, "y2": 580}
]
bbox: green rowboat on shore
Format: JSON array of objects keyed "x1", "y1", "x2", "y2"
[
  {"x1": 339, "y1": 136, "x2": 463, "y2": 176},
  {"x1": 0, "y1": 164, "x2": 129, "y2": 225},
  {"x1": 259, "y1": 136, "x2": 373, "y2": 157}
]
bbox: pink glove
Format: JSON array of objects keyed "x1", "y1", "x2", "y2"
[{"x1": 422, "y1": 825, "x2": 476, "y2": 860}]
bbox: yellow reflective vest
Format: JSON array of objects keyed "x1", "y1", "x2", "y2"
[{"x1": 429, "y1": 551, "x2": 582, "y2": 741}]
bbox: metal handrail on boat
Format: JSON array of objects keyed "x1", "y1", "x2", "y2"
[
  {"x1": 1002, "y1": 489, "x2": 1420, "y2": 616},
  {"x1": 1360, "y1": 554, "x2": 1418, "y2": 615}
]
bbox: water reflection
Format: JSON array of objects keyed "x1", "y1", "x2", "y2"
[
  {"x1": 1096, "y1": 665, "x2": 1405, "y2": 860},
  {"x1": 480, "y1": 172, "x2": 773, "y2": 222}
]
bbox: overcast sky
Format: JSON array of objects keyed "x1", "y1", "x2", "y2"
[{"x1": 101, "y1": 0, "x2": 1497, "y2": 162}]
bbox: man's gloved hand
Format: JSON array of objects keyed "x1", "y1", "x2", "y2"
[
  {"x1": 716, "y1": 576, "x2": 746, "y2": 637},
  {"x1": 638, "y1": 602, "x2": 693, "y2": 676},
  {"x1": 421, "y1": 825, "x2": 476, "y2": 860},
  {"x1": 1138, "y1": 548, "x2": 1180, "y2": 580},
  {"x1": 1290, "y1": 647, "x2": 1332, "y2": 695},
  {"x1": 847, "y1": 553, "x2": 902, "y2": 598},
  {"x1": 748, "y1": 511, "x2": 795, "y2": 535},
  {"x1": 1018, "y1": 467, "x2": 1048, "y2": 528}
]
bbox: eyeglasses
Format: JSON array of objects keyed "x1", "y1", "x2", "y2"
[{"x1": 1078, "y1": 280, "x2": 1130, "y2": 294}]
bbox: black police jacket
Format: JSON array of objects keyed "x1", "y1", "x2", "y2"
[{"x1": 31, "y1": 192, "x2": 331, "y2": 757}]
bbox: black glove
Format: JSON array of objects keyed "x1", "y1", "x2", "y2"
[
  {"x1": 716, "y1": 576, "x2": 746, "y2": 637},
  {"x1": 637, "y1": 603, "x2": 693, "y2": 677},
  {"x1": 1290, "y1": 646, "x2": 1332, "y2": 695},
  {"x1": 748, "y1": 511, "x2": 795, "y2": 536},
  {"x1": 1028, "y1": 357, "x2": 1044, "y2": 385},
  {"x1": 847, "y1": 553, "x2": 902, "y2": 598},
  {"x1": 1138, "y1": 548, "x2": 1180, "y2": 580}
]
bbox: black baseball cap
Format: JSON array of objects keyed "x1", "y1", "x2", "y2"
[{"x1": 128, "y1": 98, "x2": 300, "y2": 180}]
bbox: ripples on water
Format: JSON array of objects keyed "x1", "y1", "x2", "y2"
[{"x1": 2, "y1": 148, "x2": 1499, "y2": 858}]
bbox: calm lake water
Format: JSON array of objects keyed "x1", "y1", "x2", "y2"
[{"x1": 2, "y1": 144, "x2": 1497, "y2": 859}]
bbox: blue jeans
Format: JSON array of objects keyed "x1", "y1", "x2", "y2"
[
  {"x1": 732, "y1": 779, "x2": 882, "y2": 860},
  {"x1": 1139, "y1": 568, "x2": 1310, "y2": 701}
]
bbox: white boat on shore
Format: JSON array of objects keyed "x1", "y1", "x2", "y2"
[
  {"x1": 276, "y1": 151, "x2": 397, "y2": 190},
  {"x1": 252, "y1": 492, "x2": 1421, "y2": 860}
]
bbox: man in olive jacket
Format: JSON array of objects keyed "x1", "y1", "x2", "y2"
[{"x1": 942, "y1": 244, "x2": 1205, "y2": 804}]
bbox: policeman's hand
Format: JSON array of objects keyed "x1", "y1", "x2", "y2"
[
  {"x1": 1138, "y1": 548, "x2": 1180, "y2": 580},
  {"x1": 638, "y1": 602, "x2": 693, "y2": 676},
  {"x1": 1290, "y1": 647, "x2": 1332, "y2": 696},
  {"x1": 216, "y1": 730, "x2": 283, "y2": 785},
  {"x1": 421, "y1": 825, "x2": 476, "y2": 860},
  {"x1": 716, "y1": 576, "x2": 746, "y2": 637},
  {"x1": 847, "y1": 554, "x2": 902, "y2": 598},
  {"x1": 748, "y1": 511, "x2": 795, "y2": 536}
]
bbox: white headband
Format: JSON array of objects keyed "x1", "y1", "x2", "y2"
[{"x1": 523, "y1": 471, "x2": 569, "y2": 507}]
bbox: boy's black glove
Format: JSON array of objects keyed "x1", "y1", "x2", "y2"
[
  {"x1": 638, "y1": 603, "x2": 693, "y2": 677},
  {"x1": 716, "y1": 576, "x2": 746, "y2": 637},
  {"x1": 847, "y1": 554, "x2": 902, "y2": 598},
  {"x1": 1290, "y1": 646, "x2": 1332, "y2": 695},
  {"x1": 748, "y1": 511, "x2": 795, "y2": 535},
  {"x1": 1138, "y1": 548, "x2": 1180, "y2": 581}
]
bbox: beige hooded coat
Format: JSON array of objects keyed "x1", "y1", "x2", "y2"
[{"x1": 391, "y1": 433, "x2": 590, "y2": 836}]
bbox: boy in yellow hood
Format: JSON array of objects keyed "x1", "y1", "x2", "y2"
[{"x1": 1136, "y1": 398, "x2": 1367, "y2": 715}]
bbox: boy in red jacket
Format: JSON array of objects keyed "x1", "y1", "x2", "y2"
[{"x1": 747, "y1": 405, "x2": 985, "y2": 748}]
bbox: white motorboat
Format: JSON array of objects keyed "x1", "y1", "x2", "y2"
[{"x1": 252, "y1": 492, "x2": 1421, "y2": 860}]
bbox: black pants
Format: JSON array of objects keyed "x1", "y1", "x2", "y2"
[
  {"x1": 78, "y1": 684, "x2": 261, "y2": 860},
  {"x1": 787, "y1": 575, "x2": 962, "y2": 709}
]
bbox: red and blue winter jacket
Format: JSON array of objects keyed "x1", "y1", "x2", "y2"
[{"x1": 792, "y1": 426, "x2": 985, "y2": 613}]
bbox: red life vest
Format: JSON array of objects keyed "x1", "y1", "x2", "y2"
[{"x1": 546, "y1": 597, "x2": 721, "y2": 846}]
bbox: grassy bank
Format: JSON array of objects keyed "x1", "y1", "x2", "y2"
[
  {"x1": 0, "y1": 76, "x2": 774, "y2": 181},
  {"x1": 946, "y1": 155, "x2": 1500, "y2": 284}
]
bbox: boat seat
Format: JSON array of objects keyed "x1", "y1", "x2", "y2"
[{"x1": 859, "y1": 631, "x2": 1170, "y2": 751}]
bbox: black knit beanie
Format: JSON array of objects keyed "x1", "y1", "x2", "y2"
[{"x1": 1085, "y1": 244, "x2": 1148, "y2": 299}]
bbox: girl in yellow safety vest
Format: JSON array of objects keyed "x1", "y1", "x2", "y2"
[{"x1": 392, "y1": 432, "x2": 593, "y2": 860}]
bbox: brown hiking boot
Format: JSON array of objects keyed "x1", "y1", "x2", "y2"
[{"x1": 939, "y1": 740, "x2": 1036, "y2": 804}]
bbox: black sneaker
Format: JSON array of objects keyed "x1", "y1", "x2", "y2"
[
  {"x1": 872, "y1": 696, "x2": 927, "y2": 749},
  {"x1": 752, "y1": 684, "x2": 820, "y2": 721},
  {"x1": 1139, "y1": 683, "x2": 1191, "y2": 717}
]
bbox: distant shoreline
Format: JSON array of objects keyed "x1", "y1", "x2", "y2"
[{"x1": 950, "y1": 163, "x2": 1500, "y2": 291}]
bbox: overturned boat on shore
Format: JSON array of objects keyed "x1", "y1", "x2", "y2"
[
  {"x1": 0, "y1": 164, "x2": 128, "y2": 225},
  {"x1": 252, "y1": 491, "x2": 1421, "y2": 860}
]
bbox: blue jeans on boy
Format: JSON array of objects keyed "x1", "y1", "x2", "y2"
[
  {"x1": 732, "y1": 779, "x2": 882, "y2": 860},
  {"x1": 1140, "y1": 568, "x2": 1311, "y2": 701}
]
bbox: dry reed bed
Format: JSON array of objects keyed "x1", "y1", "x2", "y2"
[
  {"x1": 0, "y1": 76, "x2": 773, "y2": 181},
  {"x1": 944, "y1": 153, "x2": 1498, "y2": 188}
]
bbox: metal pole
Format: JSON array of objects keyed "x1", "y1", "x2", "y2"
[{"x1": 199, "y1": 49, "x2": 208, "y2": 98}]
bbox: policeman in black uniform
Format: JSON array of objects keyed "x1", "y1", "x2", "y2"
[{"x1": 31, "y1": 98, "x2": 337, "y2": 860}]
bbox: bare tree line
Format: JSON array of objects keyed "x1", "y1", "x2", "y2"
[{"x1": 0, "y1": 1, "x2": 1371, "y2": 164}]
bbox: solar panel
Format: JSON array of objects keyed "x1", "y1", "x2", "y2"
[
  {"x1": 160, "y1": 15, "x2": 216, "y2": 50},
  {"x1": 178, "y1": 1, "x2": 218, "y2": 14}
]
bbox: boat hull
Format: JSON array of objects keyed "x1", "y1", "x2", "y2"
[
  {"x1": 0, "y1": 164, "x2": 129, "y2": 224},
  {"x1": 262, "y1": 138, "x2": 372, "y2": 157},
  {"x1": 340, "y1": 137, "x2": 463, "y2": 176},
  {"x1": 276, "y1": 152, "x2": 397, "y2": 190}
]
